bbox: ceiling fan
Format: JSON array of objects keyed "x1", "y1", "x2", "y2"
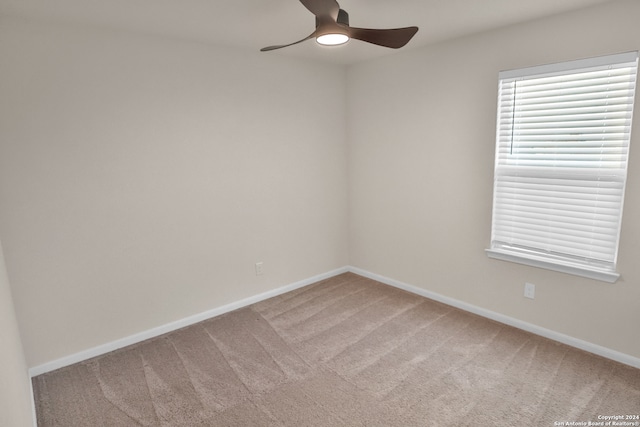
[{"x1": 260, "y1": 0, "x2": 418, "y2": 51}]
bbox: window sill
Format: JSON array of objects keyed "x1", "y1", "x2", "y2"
[{"x1": 485, "y1": 248, "x2": 620, "y2": 283}]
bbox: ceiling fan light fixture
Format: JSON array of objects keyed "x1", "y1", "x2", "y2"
[
  {"x1": 260, "y1": 0, "x2": 418, "y2": 52},
  {"x1": 316, "y1": 33, "x2": 350, "y2": 46}
]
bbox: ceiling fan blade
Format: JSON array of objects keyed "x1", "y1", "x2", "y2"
[
  {"x1": 260, "y1": 32, "x2": 317, "y2": 51},
  {"x1": 348, "y1": 26, "x2": 419, "y2": 49},
  {"x1": 299, "y1": 0, "x2": 340, "y2": 20}
]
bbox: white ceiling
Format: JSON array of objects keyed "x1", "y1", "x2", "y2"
[{"x1": 0, "y1": 0, "x2": 616, "y2": 65}]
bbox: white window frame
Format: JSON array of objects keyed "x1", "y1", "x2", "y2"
[{"x1": 486, "y1": 52, "x2": 639, "y2": 283}]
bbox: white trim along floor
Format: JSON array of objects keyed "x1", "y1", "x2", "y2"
[{"x1": 29, "y1": 265, "x2": 640, "y2": 379}]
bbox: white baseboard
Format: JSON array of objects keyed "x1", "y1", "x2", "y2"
[
  {"x1": 29, "y1": 372, "x2": 37, "y2": 427},
  {"x1": 348, "y1": 266, "x2": 640, "y2": 369},
  {"x1": 28, "y1": 264, "x2": 639, "y2": 379},
  {"x1": 28, "y1": 266, "x2": 349, "y2": 378}
]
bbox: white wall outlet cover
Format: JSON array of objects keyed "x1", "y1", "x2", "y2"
[
  {"x1": 255, "y1": 262, "x2": 264, "y2": 276},
  {"x1": 524, "y1": 282, "x2": 535, "y2": 299}
]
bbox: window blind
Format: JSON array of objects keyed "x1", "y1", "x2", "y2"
[{"x1": 487, "y1": 52, "x2": 638, "y2": 282}]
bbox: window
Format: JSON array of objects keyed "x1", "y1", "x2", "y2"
[{"x1": 487, "y1": 52, "x2": 638, "y2": 283}]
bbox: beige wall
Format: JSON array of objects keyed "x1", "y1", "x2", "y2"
[
  {"x1": 2, "y1": 0, "x2": 640, "y2": 378},
  {"x1": 0, "y1": 240, "x2": 34, "y2": 426},
  {"x1": 348, "y1": 0, "x2": 640, "y2": 359},
  {"x1": 0, "y1": 18, "x2": 349, "y2": 367}
]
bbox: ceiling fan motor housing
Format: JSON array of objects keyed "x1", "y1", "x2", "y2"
[{"x1": 316, "y1": 8, "x2": 349, "y2": 27}]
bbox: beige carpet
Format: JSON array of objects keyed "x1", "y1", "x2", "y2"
[{"x1": 33, "y1": 273, "x2": 640, "y2": 426}]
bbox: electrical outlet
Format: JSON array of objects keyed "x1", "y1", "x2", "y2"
[
  {"x1": 524, "y1": 282, "x2": 535, "y2": 299},
  {"x1": 255, "y1": 262, "x2": 264, "y2": 276}
]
